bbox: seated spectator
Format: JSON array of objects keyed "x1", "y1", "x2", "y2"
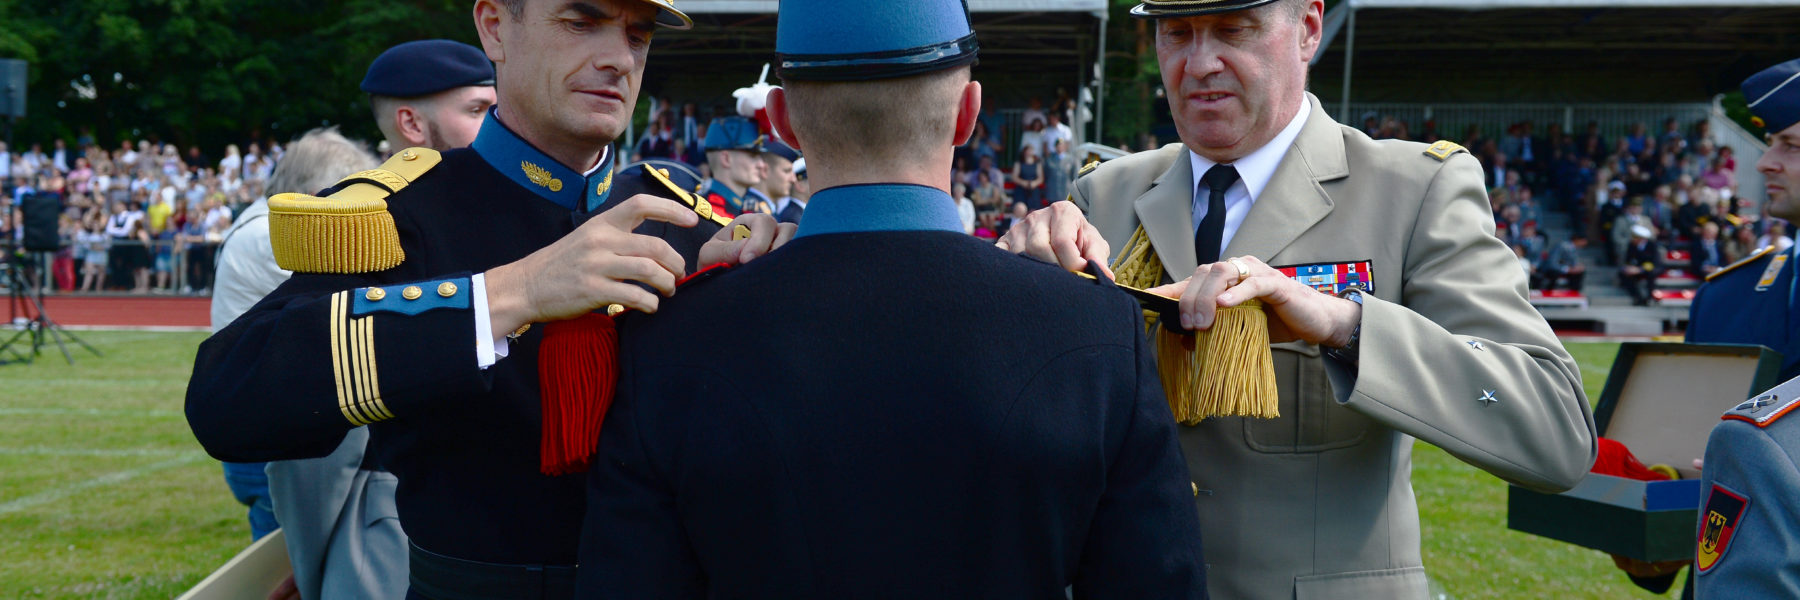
[
  {"x1": 1515, "y1": 220, "x2": 1545, "y2": 261},
  {"x1": 1724, "y1": 223, "x2": 1761, "y2": 264},
  {"x1": 1610, "y1": 199, "x2": 1650, "y2": 269},
  {"x1": 970, "y1": 166, "x2": 1005, "y2": 214},
  {"x1": 965, "y1": 154, "x2": 1004, "y2": 193},
  {"x1": 1534, "y1": 233, "x2": 1589, "y2": 292},
  {"x1": 1758, "y1": 220, "x2": 1794, "y2": 254},
  {"x1": 1514, "y1": 186, "x2": 1543, "y2": 227},
  {"x1": 1009, "y1": 144, "x2": 1046, "y2": 208},
  {"x1": 1691, "y1": 222, "x2": 1725, "y2": 277},
  {"x1": 1701, "y1": 157, "x2": 1734, "y2": 191},
  {"x1": 1619, "y1": 225, "x2": 1664, "y2": 306},
  {"x1": 1675, "y1": 186, "x2": 1708, "y2": 241}
]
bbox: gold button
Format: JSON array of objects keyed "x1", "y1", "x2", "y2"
[
  {"x1": 401, "y1": 285, "x2": 423, "y2": 300},
  {"x1": 365, "y1": 288, "x2": 386, "y2": 301},
  {"x1": 605, "y1": 304, "x2": 625, "y2": 316},
  {"x1": 399, "y1": 149, "x2": 418, "y2": 161},
  {"x1": 437, "y1": 282, "x2": 458, "y2": 297},
  {"x1": 733, "y1": 224, "x2": 752, "y2": 241}
]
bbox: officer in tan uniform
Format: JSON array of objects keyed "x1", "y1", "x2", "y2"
[{"x1": 998, "y1": 0, "x2": 1597, "y2": 597}]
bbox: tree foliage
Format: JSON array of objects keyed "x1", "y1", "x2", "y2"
[{"x1": 0, "y1": 0, "x2": 477, "y2": 151}]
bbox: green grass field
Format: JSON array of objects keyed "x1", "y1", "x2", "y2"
[{"x1": 0, "y1": 334, "x2": 1666, "y2": 598}]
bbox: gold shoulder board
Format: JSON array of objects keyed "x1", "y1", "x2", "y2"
[
  {"x1": 268, "y1": 147, "x2": 442, "y2": 273},
  {"x1": 1706, "y1": 245, "x2": 1778, "y2": 282},
  {"x1": 644, "y1": 165, "x2": 732, "y2": 227},
  {"x1": 1077, "y1": 159, "x2": 1101, "y2": 178},
  {"x1": 1423, "y1": 141, "x2": 1466, "y2": 162}
]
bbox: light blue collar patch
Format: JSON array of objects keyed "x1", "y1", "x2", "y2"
[
  {"x1": 470, "y1": 109, "x2": 615, "y2": 212},
  {"x1": 794, "y1": 184, "x2": 965, "y2": 238}
]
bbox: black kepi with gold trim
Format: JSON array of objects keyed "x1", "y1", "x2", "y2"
[{"x1": 1130, "y1": 0, "x2": 1282, "y2": 18}]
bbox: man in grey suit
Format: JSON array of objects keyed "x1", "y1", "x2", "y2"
[{"x1": 998, "y1": 0, "x2": 1596, "y2": 597}]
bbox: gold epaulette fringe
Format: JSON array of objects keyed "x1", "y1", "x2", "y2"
[
  {"x1": 268, "y1": 147, "x2": 440, "y2": 274},
  {"x1": 1109, "y1": 224, "x2": 1279, "y2": 423},
  {"x1": 1154, "y1": 300, "x2": 1280, "y2": 425}
]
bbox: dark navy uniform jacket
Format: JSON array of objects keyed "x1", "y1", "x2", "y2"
[
  {"x1": 1688, "y1": 245, "x2": 1800, "y2": 380},
  {"x1": 578, "y1": 184, "x2": 1207, "y2": 599},
  {"x1": 185, "y1": 111, "x2": 721, "y2": 567}
]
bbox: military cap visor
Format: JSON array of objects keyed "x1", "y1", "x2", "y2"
[
  {"x1": 637, "y1": 0, "x2": 694, "y2": 30},
  {"x1": 1130, "y1": 0, "x2": 1284, "y2": 18}
]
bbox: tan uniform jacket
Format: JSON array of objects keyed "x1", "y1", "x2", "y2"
[{"x1": 1071, "y1": 95, "x2": 1596, "y2": 599}]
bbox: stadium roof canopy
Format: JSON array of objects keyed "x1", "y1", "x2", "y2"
[
  {"x1": 640, "y1": 0, "x2": 1108, "y2": 122},
  {"x1": 1310, "y1": 0, "x2": 1800, "y2": 106}
]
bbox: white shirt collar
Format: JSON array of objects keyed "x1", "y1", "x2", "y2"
[{"x1": 1188, "y1": 100, "x2": 1310, "y2": 204}]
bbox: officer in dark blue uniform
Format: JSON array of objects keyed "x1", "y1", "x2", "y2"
[
  {"x1": 1687, "y1": 57, "x2": 1800, "y2": 382},
  {"x1": 183, "y1": 1, "x2": 793, "y2": 598},
  {"x1": 700, "y1": 115, "x2": 766, "y2": 217},
  {"x1": 576, "y1": 0, "x2": 1207, "y2": 597},
  {"x1": 1690, "y1": 57, "x2": 1800, "y2": 599}
]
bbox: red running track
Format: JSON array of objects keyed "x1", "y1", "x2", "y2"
[{"x1": 5, "y1": 295, "x2": 211, "y2": 329}]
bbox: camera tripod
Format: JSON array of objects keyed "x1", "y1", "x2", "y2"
[{"x1": 1, "y1": 244, "x2": 100, "y2": 365}]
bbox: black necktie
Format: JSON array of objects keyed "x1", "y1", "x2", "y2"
[{"x1": 1195, "y1": 164, "x2": 1241, "y2": 265}]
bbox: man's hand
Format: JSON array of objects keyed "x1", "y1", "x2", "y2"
[
  {"x1": 485, "y1": 195, "x2": 697, "y2": 337},
  {"x1": 994, "y1": 201, "x2": 1113, "y2": 278},
  {"x1": 698, "y1": 212, "x2": 797, "y2": 267},
  {"x1": 1609, "y1": 554, "x2": 1690, "y2": 579},
  {"x1": 1149, "y1": 256, "x2": 1361, "y2": 347}
]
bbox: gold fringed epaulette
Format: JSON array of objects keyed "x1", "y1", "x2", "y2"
[
  {"x1": 643, "y1": 164, "x2": 733, "y2": 227},
  {"x1": 1423, "y1": 140, "x2": 1466, "y2": 161},
  {"x1": 1105, "y1": 224, "x2": 1279, "y2": 423},
  {"x1": 268, "y1": 147, "x2": 440, "y2": 273}
]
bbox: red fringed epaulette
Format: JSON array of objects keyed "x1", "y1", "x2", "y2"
[{"x1": 536, "y1": 263, "x2": 736, "y2": 476}]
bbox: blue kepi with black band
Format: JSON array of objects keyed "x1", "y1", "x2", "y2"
[
  {"x1": 776, "y1": 0, "x2": 979, "y2": 81},
  {"x1": 1745, "y1": 57, "x2": 1800, "y2": 133}
]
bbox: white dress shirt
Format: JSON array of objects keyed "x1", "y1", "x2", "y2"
[{"x1": 1188, "y1": 102, "x2": 1311, "y2": 256}]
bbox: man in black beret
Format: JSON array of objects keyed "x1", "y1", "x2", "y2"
[{"x1": 362, "y1": 39, "x2": 497, "y2": 154}]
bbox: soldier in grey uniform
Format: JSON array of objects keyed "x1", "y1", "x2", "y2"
[
  {"x1": 997, "y1": 0, "x2": 1596, "y2": 597},
  {"x1": 1691, "y1": 56, "x2": 1800, "y2": 599}
]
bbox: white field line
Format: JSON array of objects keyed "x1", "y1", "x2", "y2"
[
  {"x1": 0, "y1": 453, "x2": 208, "y2": 515},
  {"x1": 0, "y1": 446, "x2": 196, "y2": 457},
  {"x1": 0, "y1": 407, "x2": 184, "y2": 418}
]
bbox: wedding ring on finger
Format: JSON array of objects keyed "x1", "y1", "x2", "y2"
[{"x1": 1228, "y1": 258, "x2": 1251, "y2": 284}]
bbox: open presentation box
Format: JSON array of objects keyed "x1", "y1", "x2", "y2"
[{"x1": 1506, "y1": 342, "x2": 1782, "y2": 561}]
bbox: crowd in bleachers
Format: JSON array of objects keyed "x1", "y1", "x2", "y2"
[
  {"x1": 1358, "y1": 112, "x2": 1790, "y2": 305},
  {"x1": 627, "y1": 95, "x2": 1083, "y2": 240},
  {"x1": 1, "y1": 136, "x2": 276, "y2": 294}
]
